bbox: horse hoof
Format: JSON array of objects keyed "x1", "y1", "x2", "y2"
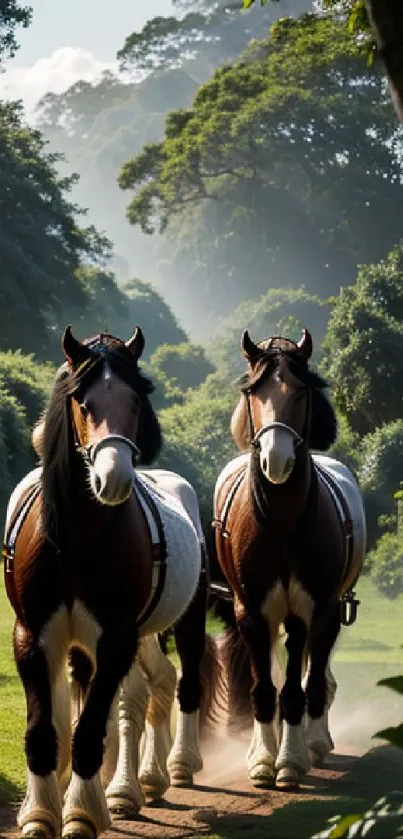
[
  {"x1": 169, "y1": 766, "x2": 193, "y2": 787},
  {"x1": 62, "y1": 818, "x2": 96, "y2": 839},
  {"x1": 275, "y1": 766, "x2": 301, "y2": 791},
  {"x1": 140, "y1": 778, "x2": 169, "y2": 801},
  {"x1": 108, "y1": 796, "x2": 141, "y2": 820},
  {"x1": 22, "y1": 821, "x2": 55, "y2": 839},
  {"x1": 249, "y1": 769, "x2": 275, "y2": 788}
]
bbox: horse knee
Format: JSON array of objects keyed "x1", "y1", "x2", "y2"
[
  {"x1": 306, "y1": 674, "x2": 327, "y2": 719},
  {"x1": 280, "y1": 681, "x2": 306, "y2": 725},
  {"x1": 26, "y1": 718, "x2": 57, "y2": 775},
  {"x1": 177, "y1": 670, "x2": 202, "y2": 713},
  {"x1": 251, "y1": 679, "x2": 276, "y2": 723}
]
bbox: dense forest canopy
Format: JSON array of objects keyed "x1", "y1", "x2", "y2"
[
  {"x1": 0, "y1": 0, "x2": 403, "y2": 598},
  {"x1": 119, "y1": 14, "x2": 403, "y2": 327}
]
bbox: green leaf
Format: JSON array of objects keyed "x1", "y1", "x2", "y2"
[
  {"x1": 243, "y1": 0, "x2": 254, "y2": 7},
  {"x1": 327, "y1": 813, "x2": 363, "y2": 838},
  {"x1": 377, "y1": 675, "x2": 403, "y2": 696},
  {"x1": 374, "y1": 723, "x2": 403, "y2": 750}
]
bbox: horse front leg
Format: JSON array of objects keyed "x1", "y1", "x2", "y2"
[
  {"x1": 275, "y1": 614, "x2": 311, "y2": 790},
  {"x1": 167, "y1": 567, "x2": 207, "y2": 787},
  {"x1": 63, "y1": 621, "x2": 138, "y2": 838},
  {"x1": 303, "y1": 657, "x2": 337, "y2": 765},
  {"x1": 237, "y1": 611, "x2": 279, "y2": 787},
  {"x1": 14, "y1": 613, "x2": 70, "y2": 839}
]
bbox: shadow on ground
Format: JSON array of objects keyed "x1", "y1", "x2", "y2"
[{"x1": 202, "y1": 746, "x2": 403, "y2": 839}]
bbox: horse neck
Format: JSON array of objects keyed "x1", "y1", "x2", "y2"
[
  {"x1": 248, "y1": 446, "x2": 314, "y2": 533},
  {"x1": 43, "y1": 453, "x2": 114, "y2": 549}
]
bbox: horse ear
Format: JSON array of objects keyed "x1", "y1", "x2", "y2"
[
  {"x1": 62, "y1": 325, "x2": 84, "y2": 368},
  {"x1": 125, "y1": 326, "x2": 145, "y2": 360},
  {"x1": 241, "y1": 330, "x2": 261, "y2": 363},
  {"x1": 297, "y1": 328, "x2": 313, "y2": 360}
]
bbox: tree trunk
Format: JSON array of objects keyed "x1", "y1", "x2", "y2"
[{"x1": 365, "y1": 0, "x2": 403, "y2": 122}]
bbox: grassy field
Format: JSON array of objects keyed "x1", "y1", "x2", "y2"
[{"x1": 0, "y1": 573, "x2": 402, "y2": 809}]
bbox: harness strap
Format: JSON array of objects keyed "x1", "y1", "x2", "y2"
[
  {"x1": 2, "y1": 483, "x2": 42, "y2": 573},
  {"x1": 212, "y1": 466, "x2": 246, "y2": 539},
  {"x1": 135, "y1": 477, "x2": 167, "y2": 628}
]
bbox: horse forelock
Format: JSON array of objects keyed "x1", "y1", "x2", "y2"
[
  {"x1": 40, "y1": 346, "x2": 162, "y2": 536},
  {"x1": 234, "y1": 350, "x2": 337, "y2": 453}
]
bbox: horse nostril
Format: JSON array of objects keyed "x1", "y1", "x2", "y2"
[
  {"x1": 262, "y1": 457, "x2": 268, "y2": 473},
  {"x1": 95, "y1": 475, "x2": 102, "y2": 494}
]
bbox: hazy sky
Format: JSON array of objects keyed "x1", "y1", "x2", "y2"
[
  {"x1": 16, "y1": 0, "x2": 175, "y2": 64},
  {"x1": 0, "y1": 0, "x2": 175, "y2": 111}
]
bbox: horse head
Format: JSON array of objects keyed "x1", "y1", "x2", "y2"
[
  {"x1": 232, "y1": 328, "x2": 336, "y2": 484},
  {"x1": 59, "y1": 325, "x2": 159, "y2": 506}
]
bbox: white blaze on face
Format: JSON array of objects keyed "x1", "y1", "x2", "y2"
[
  {"x1": 91, "y1": 440, "x2": 133, "y2": 505},
  {"x1": 259, "y1": 427, "x2": 296, "y2": 484}
]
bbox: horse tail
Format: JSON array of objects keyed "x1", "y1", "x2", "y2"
[
  {"x1": 198, "y1": 632, "x2": 227, "y2": 735},
  {"x1": 218, "y1": 603, "x2": 253, "y2": 730},
  {"x1": 204, "y1": 525, "x2": 253, "y2": 730}
]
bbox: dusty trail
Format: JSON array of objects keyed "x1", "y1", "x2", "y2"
[{"x1": 0, "y1": 739, "x2": 359, "y2": 839}]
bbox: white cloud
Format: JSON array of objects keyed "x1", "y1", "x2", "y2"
[{"x1": 0, "y1": 47, "x2": 118, "y2": 115}]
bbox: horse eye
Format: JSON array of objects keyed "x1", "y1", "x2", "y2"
[
  {"x1": 274, "y1": 370, "x2": 283, "y2": 383},
  {"x1": 79, "y1": 402, "x2": 90, "y2": 419}
]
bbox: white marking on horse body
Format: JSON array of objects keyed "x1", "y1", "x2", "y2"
[
  {"x1": 91, "y1": 441, "x2": 133, "y2": 505},
  {"x1": 18, "y1": 771, "x2": 62, "y2": 836},
  {"x1": 40, "y1": 606, "x2": 70, "y2": 678},
  {"x1": 260, "y1": 576, "x2": 315, "y2": 634},
  {"x1": 247, "y1": 719, "x2": 278, "y2": 784},
  {"x1": 259, "y1": 427, "x2": 295, "y2": 484},
  {"x1": 71, "y1": 600, "x2": 102, "y2": 667},
  {"x1": 63, "y1": 770, "x2": 110, "y2": 834},
  {"x1": 105, "y1": 660, "x2": 148, "y2": 813},
  {"x1": 167, "y1": 710, "x2": 203, "y2": 786}
]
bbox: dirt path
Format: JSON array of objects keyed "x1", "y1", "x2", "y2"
[{"x1": 0, "y1": 750, "x2": 357, "y2": 839}]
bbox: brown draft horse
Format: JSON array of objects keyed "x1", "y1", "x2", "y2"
[
  {"x1": 213, "y1": 328, "x2": 366, "y2": 790},
  {"x1": 3, "y1": 326, "x2": 221, "y2": 839}
]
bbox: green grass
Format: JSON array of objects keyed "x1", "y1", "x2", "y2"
[
  {"x1": 0, "y1": 573, "x2": 402, "y2": 815},
  {"x1": 0, "y1": 576, "x2": 26, "y2": 805}
]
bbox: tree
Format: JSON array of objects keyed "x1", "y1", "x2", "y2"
[
  {"x1": 120, "y1": 15, "x2": 403, "y2": 325},
  {"x1": 147, "y1": 341, "x2": 215, "y2": 407},
  {"x1": 321, "y1": 245, "x2": 403, "y2": 436},
  {"x1": 355, "y1": 420, "x2": 403, "y2": 547},
  {"x1": 245, "y1": 0, "x2": 403, "y2": 124},
  {"x1": 118, "y1": 0, "x2": 306, "y2": 80},
  {"x1": 0, "y1": 100, "x2": 111, "y2": 360},
  {"x1": 210, "y1": 286, "x2": 328, "y2": 377},
  {"x1": 157, "y1": 372, "x2": 237, "y2": 528},
  {"x1": 0, "y1": 0, "x2": 31, "y2": 63}
]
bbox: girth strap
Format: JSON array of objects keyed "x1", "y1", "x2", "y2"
[
  {"x1": 135, "y1": 477, "x2": 167, "y2": 628},
  {"x1": 212, "y1": 466, "x2": 246, "y2": 540},
  {"x1": 2, "y1": 482, "x2": 42, "y2": 573}
]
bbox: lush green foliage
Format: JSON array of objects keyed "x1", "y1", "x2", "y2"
[
  {"x1": 0, "y1": 100, "x2": 111, "y2": 360},
  {"x1": 321, "y1": 246, "x2": 403, "y2": 436},
  {"x1": 148, "y1": 341, "x2": 215, "y2": 407},
  {"x1": 157, "y1": 373, "x2": 237, "y2": 528},
  {"x1": 73, "y1": 269, "x2": 186, "y2": 358},
  {"x1": 367, "y1": 531, "x2": 403, "y2": 599},
  {"x1": 0, "y1": 352, "x2": 53, "y2": 512},
  {"x1": 120, "y1": 14, "x2": 403, "y2": 325},
  {"x1": 0, "y1": 0, "x2": 31, "y2": 63},
  {"x1": 210, "y1": 287, "x2": 328, "y2": 377}
]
